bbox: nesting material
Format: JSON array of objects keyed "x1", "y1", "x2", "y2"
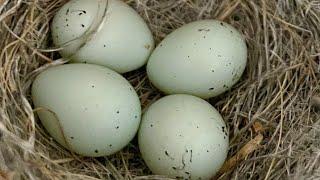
[{"x1": 0, "y1": 0, "x2": 319, "y2": 179}]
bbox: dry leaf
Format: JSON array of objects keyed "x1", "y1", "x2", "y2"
[
  {"x1": 253, "y1": 122, "x2": 265, "y2": 133},
  {"x1": 0, "y1": 170, "x2": 16, "y2": 180},
  {"x1": 213, "y1": 134, "x2": 263, "y2": 179}
]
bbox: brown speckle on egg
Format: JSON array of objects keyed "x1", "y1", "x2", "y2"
[
  {"x1": 165, "y1": 150, "x2": 175, "y2": 160},
  {"x1": 165, "y1": 151, "x2": 169, "y2": 156},
  {"x1": 144, "y1": 44, "x2": 151, "y2": 50},
  {"x1": 198, "y1": 28, "x2": 210, "y2": 32}
]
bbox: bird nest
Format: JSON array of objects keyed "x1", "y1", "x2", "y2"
[{"x1": 0, "y1": 0, "x2": 319, "y2": 179}]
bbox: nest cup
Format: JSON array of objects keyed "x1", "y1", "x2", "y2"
[{"x1": 0, "y1": 0, "x2": 320, "y2": 179}]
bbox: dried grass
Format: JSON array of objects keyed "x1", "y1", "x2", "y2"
[{"x1": 1, "y1": 0, "x2": 320, "y2": 179}]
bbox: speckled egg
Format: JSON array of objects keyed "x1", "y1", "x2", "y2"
[
  {"x1": 147, "y1": 20, "x2": 247, "y2": 99},
  {"x1": 51, "y1": 0, "x2": 154, "y2": 73},
  {"x1": 138, "y1": 94, "x2": 229, "y2": 179},
  {"x1": 32, "y1": 64, "x2": 141, "y2": 157}
]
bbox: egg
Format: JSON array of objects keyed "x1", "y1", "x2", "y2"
[
  {"x1": 32, "y1": 64, "x2": 141, "y2": 157},
  {"x1": 147, "y1": 20, "x2": 247, "y2": 99},
  {"x1": 51, "y1": 0, "x2": 154, "y2": 73},
  {"x1": 138, "y1": 94, "x2": 229, "y2": 179}
]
